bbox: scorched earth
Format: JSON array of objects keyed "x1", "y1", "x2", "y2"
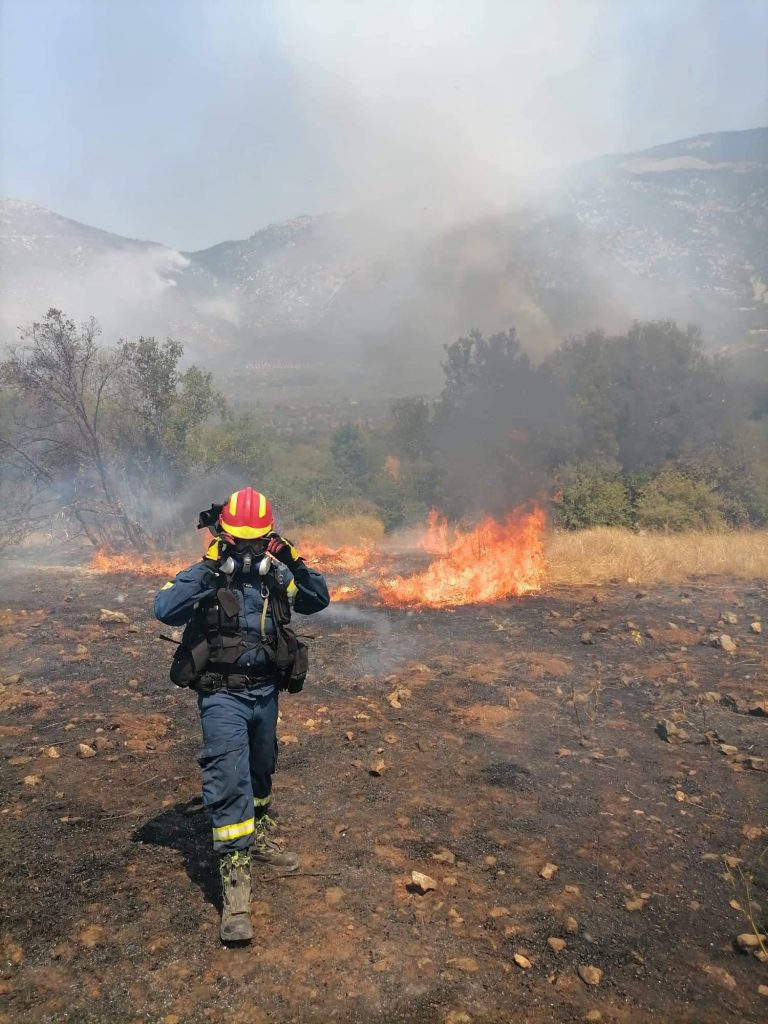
[{"x1": 0, "y1": 563, "x2": 766, "y2": 1023}]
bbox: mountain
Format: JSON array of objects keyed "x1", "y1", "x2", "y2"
[{"x1": 2, "y1": 127, "x2": 766, "y2": 392}]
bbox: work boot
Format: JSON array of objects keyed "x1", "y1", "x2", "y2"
[
  {"x1": 252, "y1": 814, "x2": 299, "y2": 873},
  {"x1": 218, "y1": 850, "x2": 253, "y2": 943}
]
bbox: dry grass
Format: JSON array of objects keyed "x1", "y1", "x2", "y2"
[{"x1": 546, "y1": 527, "x2": 768, "y2": 586}]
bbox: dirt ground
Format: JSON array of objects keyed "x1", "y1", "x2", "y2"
[{"x1": 0, "y1": 566, "x2": 766, "y2": 1023}]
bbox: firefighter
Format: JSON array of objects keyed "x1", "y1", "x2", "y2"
[{"x1": 154, "y1": 487, "x2": 329, "y2": 943}]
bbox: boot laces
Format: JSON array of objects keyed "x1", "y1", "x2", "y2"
[{"x1": 253, "y1": 815, "x2": 281, "y2": 853}]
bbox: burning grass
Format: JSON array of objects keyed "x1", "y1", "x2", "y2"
[
  {"x1": 89, "y1": 517, "x2": 768, "y2": 599},
  {"x1": 546, "y1": 526, "x2": 768, "y2": 585}
]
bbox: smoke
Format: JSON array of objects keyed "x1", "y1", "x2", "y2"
[
  {"x1": 2, "y1": 2, "x2": 765, "y2": 373},
  {"x1": 271, "y1": 1, "x2": 754, "y2": 224}
]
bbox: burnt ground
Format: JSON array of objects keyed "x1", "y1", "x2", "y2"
[{"x1": 0, "y1": 568, "x2": 766, "y2": 1024}]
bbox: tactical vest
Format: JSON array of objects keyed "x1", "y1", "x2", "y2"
[{"x1": 169, "y1": 569, "x2": 309, "y2": 693}]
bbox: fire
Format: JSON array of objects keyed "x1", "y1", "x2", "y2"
[
  {"x1": 89, "y1": 549, "x2": 189, "y2": 578},
  {"x1": 419, "y1": 508, "x2": 449, "y2": 555},
  {"x1": 377, "y1": 506, "x2": 545, "y2": 608},
  {"x1": 88, "y1": 505, "x2": 547, "y2": 609},
  {"x1": 300, "y1": 540, "x2": 377, "y2": 573}
]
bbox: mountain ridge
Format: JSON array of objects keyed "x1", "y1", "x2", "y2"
[{"x1": 2, "y1": 126, "x2": 766, "y2": 389}]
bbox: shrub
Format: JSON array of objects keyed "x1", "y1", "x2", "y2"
[
  {"x1": 636, "y1": 467, "x2": 723, "y2": 530},
  {"x1": 554, "y1": 467, "x2": 631, "y2": 529}
]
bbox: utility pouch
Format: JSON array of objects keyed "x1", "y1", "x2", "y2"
[
  {"x1": 286, "y1": 636, "x2": 309, "y2": 693},
  {"x1": 274, "y1": 626, "x2": 309, "y2": 693},
  {"x1": 169, "y1": 636, "x2": 210, "y2": 687}
]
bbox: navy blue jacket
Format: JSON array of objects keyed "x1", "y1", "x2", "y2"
[{"x1": 154, "y1": 556, "x2": 329, "y2": 677}]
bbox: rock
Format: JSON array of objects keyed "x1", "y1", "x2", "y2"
[
  {"x1": 750, "y1": 621, "x2": 762, "y2": 634},
  {"x1": 584, "y1": 1013, "x2": 602, "y2": 1023},
  {"x1": 720, "y1": 611, "x2": 738, "y2": 625},
  {"x1": 747, "y1": 756, "x2": 766, "y2": 772},
  {"x1": 580, "y1": 631, "x2": 595, "y2": 645},
  {"x1": 447, "y1": 957, "x2": 479, "y2": 973},
  {"x1": 735, "y1": 932, "x2": 765, "y2": 952},
  {"x1": 565, "y1": 915, "x2": 579, "y2": 933},
  {"x1": 577, "y1": 965, "x2": 603, "y2": 987},
  {"x1": 99, "y1": 608, "x2": 130, "y2": 624},
  {"x1": 624, "y1": 898, "x2": 646, "y2": 912},
  {"x1": 749, "y1": 701, "x2": 768, "y2": 717},
  {"x1": 743, "y1": 825, "x2": 765, "y2": 841},
  {"x1": 759, "y1": 984, "x2": 768, "y2": 997},
  {"x1": 127, "y1": 679, "x2": 140, "y2": 689},
  {"x1": 715, "y1": 634, "x2": 737, "y2": 653},
  {"x1": 701, "y1": 964, "x2": 736, "y2": 989},
  {"x1": 75, "y1": 644, "x2": 89, "y2": 657},
  {"x1": 488, "y1": 906, "x2": 511, "y2": 918},
  {"x1": 718, "y1": 744, "x2": 738, "y2": 756},
  {"x1": 443, "y1": 1012, "x2": 472, "y2": 1024},
  {"x1": 547, "y1": 937, "x2": 567, "y2": 953},
  {"x1": 539, "y1": 862, "x2": 559, "y2": 880},
  {"x1": 22, "y1": 774, "x2": 42, "y2": 786},
  {"x1": 324, "y1": 887, "x2": 344, "y2": 907},
  {"x1": 77, "y1": 924, "x2": 106, "y2": 948},
  {"x1": 513, "y1": 953, "x2": 532, "y2": 970},
  {"x1": 43, "y1": 746, "x2": 60, "y2": 759},
  {"x1": 387, "y1": 687, "x2": 411, "y2": 709},
  {"x1": 369, "y1": 758, "x2": 387, "y2": 776},
  {"x1": 431, "y1": 848, "x2": 456, "y2": 865},
  {"x1": 656, "y1": 719, "x2": 689, "y2": 743},
  {"x1": 720, "y1": 693, "x2": 749, "y2": 713},
  {"x1": 77, "y1": 743, "x2": 97, "y2": 758},
  {"x1": 723, "y1": 855, "x2": 742, "y2": 868},
  {"x1": 278, "y1": 734, "x2": 299, "y2": 746},
  {"x1": 409, "y1": 871, "x2": 437, "y2": 895}
]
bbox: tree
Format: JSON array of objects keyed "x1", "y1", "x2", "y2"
[
  {"x1": 115, "y1": 337, "x2": 222, "y2": 489},
  {"x1": 435, "y1": 328, "x2": 567, "y2": 518},
  {"x1": 331, "y1": 421, "x2": 372, "y2": 489},
  {"x1": 0, "y1": 309, "x2": 142, "y2": 549},
  {"x1": 555, "y1": 321, "x2": 734, "y2": 472}
]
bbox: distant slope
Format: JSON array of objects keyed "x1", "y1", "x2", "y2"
[{"x1": 2, "y1": 127, "x2": 766, "y2": 389}]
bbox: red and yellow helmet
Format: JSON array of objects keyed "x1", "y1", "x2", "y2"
[{"x1": 218, "y1": 487, "x2": 273, "y2": 541}]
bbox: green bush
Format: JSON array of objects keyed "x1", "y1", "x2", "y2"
[
  {"x1": 553, "y1": 467, "x2": 631, "y2": 529},
  {"x1": 636, "y1": 467, "x2": 724, "y2": 530}
]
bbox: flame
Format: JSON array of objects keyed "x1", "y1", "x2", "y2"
[
  {"x1": 90, "y1": 549, "x2": 190, "y2": 578},
  {"x1": 88, "y1": 505, "x2": 546, "y2": 608},
  {"x1": 419, "y1": 508, "x2": 449, "y2": 555},
  {"x1": 377, "y1": 506, "x2": 545, "y2": 608},
  {"x1": 300, "y1": 540, "x2": 376, "y2": 573}
]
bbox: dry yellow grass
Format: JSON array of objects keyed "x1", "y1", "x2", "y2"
[{"x1": 546, "y1": 527, "x2": 768, "y2": 586}]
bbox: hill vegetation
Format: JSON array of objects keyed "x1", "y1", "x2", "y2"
[{"x1": 1, "y1": 309, "x2": 767, "y2": 553}]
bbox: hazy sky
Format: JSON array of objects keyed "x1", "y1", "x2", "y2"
[{"x1": 1, "y1": 0, "x2": 766, "y2": 250}]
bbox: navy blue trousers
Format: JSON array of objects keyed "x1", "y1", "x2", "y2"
[{"x1": 196, "y1": 688, "x2": 279, "y2": 854}]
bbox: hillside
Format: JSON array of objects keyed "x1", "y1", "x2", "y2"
[{"x1": 1, "y1": 127, "x2": 766, "y2": 389}]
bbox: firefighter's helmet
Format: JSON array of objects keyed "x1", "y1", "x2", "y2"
[{"x1": 218, "y1": 488, "x2": 273, "y2": 541}]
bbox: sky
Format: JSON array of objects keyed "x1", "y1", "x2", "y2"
[{"x1": 1, "y1": 0, "x2": 766, "y2": 251}]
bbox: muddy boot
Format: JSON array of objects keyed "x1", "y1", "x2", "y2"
[
  {"x1": 218, "y1": 850, "x2": 253, "y2": 943},
  {"x1": 252, "y1": 814, "x2": 299, "y2": 874}
]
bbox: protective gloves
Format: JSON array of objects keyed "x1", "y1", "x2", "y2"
[{"x1": 266, "y1": 535, "x2": 302, "y2": 570}]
